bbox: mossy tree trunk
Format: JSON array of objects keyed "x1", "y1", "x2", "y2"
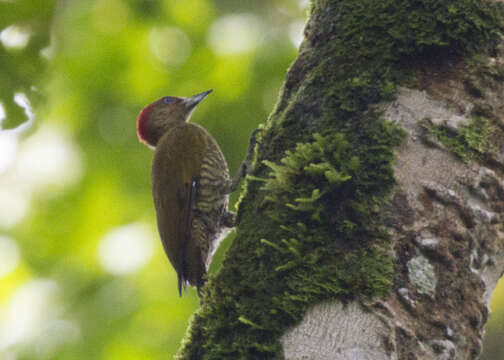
[{"x1": 177, "y1": 1, "x2": 504, "y2": 359}]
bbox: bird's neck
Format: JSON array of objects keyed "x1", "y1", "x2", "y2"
[
  {"x1": 148, "y1": 121, "x2": 188, "y2": 148},
  {"x1": 138, "y1": 110, "x2": 186, "y2": 148}
]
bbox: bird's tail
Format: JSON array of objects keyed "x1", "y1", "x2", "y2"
[{"x1": 178, "y1": 273, "x2": 188, "y2": 297}]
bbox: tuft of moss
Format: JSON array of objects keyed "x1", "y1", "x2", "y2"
[
  {"x1": 176, "y1": 0, "x2": 504, "y2": 359},
  {"x1": 421, "y1": 116, "x2": 500, "y2": 163},
  {"x1": 252, "y1": 121, "x2": 403, "y2": 240}
]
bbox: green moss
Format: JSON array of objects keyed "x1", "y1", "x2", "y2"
[
  {"x1": 311, "y1": 0, "x2": 503, "y2": 59},
  {"x1": 176, "y1": 1, "x2": 504, "y2": 359},
  {"x1": 422, "y1": 116, "x2": 500, "y2": 163},
  {"x1": 252, "y1": 122, "x2": 403, "y2": 240},
  {"x1": 468, "y1": 53, "x2": 504, "y2": 83}
]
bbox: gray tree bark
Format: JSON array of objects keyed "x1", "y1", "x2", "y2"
[
  {"x1": 280, "y1": 3, "x2": 504, "y2": 358},
  {"x1": 281, "y1": 85, "x2": 504, "y2": 359}
]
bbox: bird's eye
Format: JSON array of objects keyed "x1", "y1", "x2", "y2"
[{"x1": 162, "y1": 97, "x2": 175, "y2": 104}]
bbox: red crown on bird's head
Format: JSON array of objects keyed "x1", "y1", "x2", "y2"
[{"x1": 137, "y1": 104, "x2": 154, "y2": 147}]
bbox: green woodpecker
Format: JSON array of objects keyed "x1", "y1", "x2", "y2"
[{"x1": 137, "y1": 90, "x2": 250, "y2": 297}]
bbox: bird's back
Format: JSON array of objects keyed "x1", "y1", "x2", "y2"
[{"x1": 152, "y1": 122, "x2": 230, "y2": 294}]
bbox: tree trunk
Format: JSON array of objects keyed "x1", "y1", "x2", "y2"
[{"x1": 177, "y1": 1, "x2": 504, "y2": 359}]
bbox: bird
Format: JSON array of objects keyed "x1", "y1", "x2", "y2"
[{"x1": 137, "y1": 89, "x2": 253, "y2": 297}]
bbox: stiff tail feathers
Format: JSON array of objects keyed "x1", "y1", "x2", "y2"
[
  {"x1": 178, "y1": 273, "x2": 189, "y2": 297},
  {"x1": 177, "y1": 271, "x2": 205, "y2": 298}
]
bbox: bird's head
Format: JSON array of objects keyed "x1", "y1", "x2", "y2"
[{"x1": 137, "y1": 89, "x2": 213, "y2": 148}]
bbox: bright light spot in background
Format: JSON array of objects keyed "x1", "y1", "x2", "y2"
[
  {"x1": 0, "y1": 188, "x2": 29, "y2": 228},
  {"x1": 0, "y1": 236, "x2": 20, "y2": 278},
  {"x1": 149, "y1": 26, "x2": 192, "y2": 66},
  {"x1": 0, "y1": 25, "x2": 31, "y2": 49},
  {"x1": 289, "y1": 20, "x2": 306, "y2": 48},
  {"x1": 99, "y1": 223, "x2": 155, "y2": 275},
  {"x1": 0, "y1": 123, "x2": 83, "y2": 228},
  {"x1": 298, "y1": 0, "x2": 310, "y2": 9},
  {"x1": 0, "y1": 103, "x2": 5, "y2": 123},
  {"x1": 0, "y1": 132, "x2": 18, "y2": 174},
  {"x1": 208, "y1": 14, "x2": 262, "y2": 56},
  {"x1": 13, "y1": 92, "x2": 35, "y2": 132},
  {"x1": 32, "y1": 320, "x2": 80, "y2": 358},
  {"x1": 15, "y1": 125, "x2": 84, "y2": 193},
  {"x1": 0, "y1": 280, "x2": 79, "y2": 357},
  {"x1": 0, "y1": 280, "x2": 59, "y2": 349}
]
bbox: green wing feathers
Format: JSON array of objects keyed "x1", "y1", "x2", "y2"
[{"x1": 152, "y1": 124, "x2": 207, "y2": 294}]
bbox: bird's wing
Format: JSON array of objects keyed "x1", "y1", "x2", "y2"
[{"x1": 151, "y1": 124, "x2": 207, "y2": 295}]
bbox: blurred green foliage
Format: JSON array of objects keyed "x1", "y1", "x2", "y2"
[
  {"x1": 0, "y1": 0, "x2": 55, "y2": 128},
  {"x1": 0, "y1": 0, "x2": 503, "y2": 359},
  {"x1": 0, "y1": 0, "x2": 299, "y2": 358}
]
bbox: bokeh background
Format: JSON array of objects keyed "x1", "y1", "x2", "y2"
[{"x1": 0, "y1": 1, "x2": 502, "y2": 359}]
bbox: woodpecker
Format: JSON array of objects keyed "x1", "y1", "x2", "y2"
[{"x1": 137, "y1": 90, "x2": 252, "y2": 297}]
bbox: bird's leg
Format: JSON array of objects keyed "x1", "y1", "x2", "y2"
[
  {"x1": 193, "y1": 209, "x2": 218, "y2": 233},
  {"x1": 222, "y1": 128, "x2": 261, "y2": 195},
  {"x1": 194, "y1": 206, "x2": 234, "y2": 230}
]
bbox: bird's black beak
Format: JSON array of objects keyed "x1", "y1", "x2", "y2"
[{"x1": 184, "y1": 89, "x2": 213, "y2": 110}]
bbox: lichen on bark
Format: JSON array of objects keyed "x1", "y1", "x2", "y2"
[{"x1": 175, "y1": 1, "x2": 504, "y2": 359}]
